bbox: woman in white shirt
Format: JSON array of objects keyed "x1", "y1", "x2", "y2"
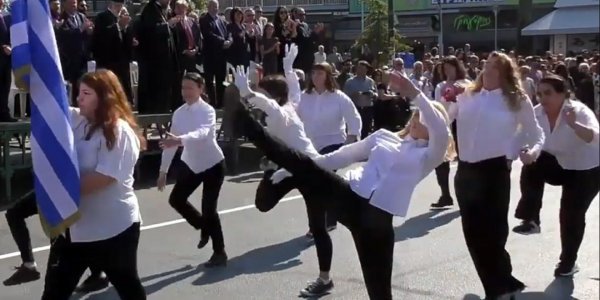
[
  {"x1": 431, "y1": 56, "x2": 470, "y2": 210},
  {"x1": 233, "y1": 70, "x2": 452, "y2": 300},
  {"x1": 157, "y1": 72, "x2": 227, "y2": 268},
  {"x1": 298, "y1": 62, "x2": 362, "y2": 233},
  {"x1": 445, "y1": 52, "x2": 545, "y2": 299},
  {"x1": 42, "y1": 70, "x2": 145, "y2": 299},
  {"x1": 236, "y1": 46, "x2": 339, "y2": 297},
  {"x1": 511, "y1": 75, "x2": 599, "y2": 277}
]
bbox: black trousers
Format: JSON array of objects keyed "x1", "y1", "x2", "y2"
[
  {"x1": 168, "y1": 160, "x2": 226, "y2": 252},
  {"x1": 455, "y1": 157, "x2": 524, "y2": 298},
  {"x1": 5, "y1": 194, "x2": 102, "y2": 274},
  {"x1": 515, "y1": 151, "x2": 599, "y2": 266},
  {"x1": 0, "y1": 58, "x2": 11, "y2": 118},
  {"x1": 202, "y1": 57, "x2": 226, "y2": 108},
  {"x1": 42, "y1": 223, "x2": 145, "y2": 300},
  {"x1": 356, "y1": 106, "x2": 374, "y2": 140},
  {"x1": 241, "y1": 109, "x2": 394, "y2": 300},
  {"x1": 254, "y1": 143, "x2": 342, "y2": 273},
  {"x1": 434, "y1": 121, "x2": 458, "y2": 199}
]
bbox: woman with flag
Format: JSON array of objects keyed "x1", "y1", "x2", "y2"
[{"x1": 41, "y1": 70, "x2": 146, "y2": 300}]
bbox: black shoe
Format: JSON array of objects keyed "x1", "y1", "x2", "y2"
[
  {"x1": 74, "y1": 273, "x2": 109, "y2": 293},
  {"x1": 3, "y1": 265, "x2": 41, "y2": 286},
  {"x1": 197, "y1": 233, "x2": 210, "y2": 249},
  {"x1": 299, "y1": 278, "x2": 334, "y2": 297},
  {"x1": 512, "y1": 220, "x2": 541, "y2": 235},
  {"x1": 205, "y1": 252, "x2": 227, "y2": 268},
  {"x1": 554, "y1": 262, "x2": 579, "y2": 277},
  {"x1": 430, "y1": 196, "x2": 453, "y2": 210}
]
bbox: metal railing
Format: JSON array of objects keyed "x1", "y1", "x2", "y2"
[{"x1": 219, "y1": 0, "x2": 348, "y2": 9}]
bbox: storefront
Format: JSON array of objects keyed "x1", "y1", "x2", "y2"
[{"x1": 522, "y1": 0, "x2": 600, "y2": 54}]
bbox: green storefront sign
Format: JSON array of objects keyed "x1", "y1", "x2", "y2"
[
  {"x1": 453, "y1": 13, "x2": 492, "y2": 31},
  {"x1": 348, "y1": 0, "x2": 555, "y2": 14}
]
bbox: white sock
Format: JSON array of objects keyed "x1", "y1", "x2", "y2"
[{"x1": 23, "y1": 262, "x2": 37, "y2": 269}]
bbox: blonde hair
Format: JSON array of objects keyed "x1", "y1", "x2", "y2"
[
  {"x1": 398, "y1": 101, "x2": 457, "y2": 162},
  {"x1": 469, "y1": 51, "x2": 526, "y2": 111}
]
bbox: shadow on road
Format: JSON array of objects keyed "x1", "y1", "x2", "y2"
[
  {"x1": 462, "y1": 277, "x2": 577, "y2": 300},
  {"x1": 394, "y1": 210, "x2": 461, "y2": 242}
]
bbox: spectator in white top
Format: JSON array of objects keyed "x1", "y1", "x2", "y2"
[
  {"x1": 158, "y1": 72, "x2": 227, "y2": 268},
  {"x1": 431, "y1": 56, "x2": 470, "y2": 210},
  {"x1": 512, "y1": 75, "x2": 599, "y2": 277},
  {"x1": 410, "y1": 61, "x2": 432, "y2": 96},
  {"x1": 41, "y1": 70, "x2": 145, "y2": 300},
  {"x1": 235, "y1": 71, "x2": 452, "y2": 300},
  {"x1": 520, "y1": 65, "x2": 537, "y2": 105},
  {"x1": 314, "y1": 45, "x2": 326, "y2": 64},
  {"x1": 444, "y1": 52, "x2": 544, "y2": 299}
]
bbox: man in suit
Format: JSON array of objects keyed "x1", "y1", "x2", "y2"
[
  {"x1": 0, "y1": 0, "x2": 16, "y2": 122},
  {"x1": 199, "y1": 0, "x2": 231, "y2": 108},
  {"x1": 91, "y1": 0, "x2": 134, "y2": 103},
  {"x1": 291, "y1": 7, "x2": 323, "y2": 80},
  {"x1": 173, "y1": 0, "x2": 200, "y2": 74},
  {"x1": 56, "y1": 0, "x2": 93, "y2": 105},
  {"x1": 136, "y1": 0, "x2": 179, "y2": 113}
]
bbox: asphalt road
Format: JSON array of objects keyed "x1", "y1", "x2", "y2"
[{"x1": 0, "y1": 162, "x2": 598, "y2": 300}]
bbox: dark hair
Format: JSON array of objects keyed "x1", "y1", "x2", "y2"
[
  {"x1": 263, "y1": 22, "x2": 274, "y2": 37},
  {"x1": 441, "y1": 56, "x2": 467, "y2": 81},
  {"x1": 274, "y1": 6, "x2": 288, "y2": 27},
  {"x1": 258, "y1": 75, "x2": 289, "y2": 106},
  {"x1": 554, "y1": 63, "x2": 570, "y2": 81},
  {"x1": 230, "y1": 7, "x2": 243, "y2": 24},
  {"x1": 306, "y1": 63, "x2": 339, "y2": 94},
  {"x1": 182, "y1": 72, "x2": 205, "y2": 88},
  {"x1": 539, "y1": 75, "x2": 568, "y2": 97}
]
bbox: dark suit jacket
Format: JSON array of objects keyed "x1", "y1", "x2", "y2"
[
  {"x1": 226, "y1": 23, "x2": 251, "y2": 67},
  {"x1": 293, "y1": 22, "x2": 318, "y2": 73},
  {"x1": 56, "y1": 12, "x2": 91, "y2": 82},
  {"x1": 174, "y1": 18, "x2": 201, "y2": 72},
  {"x1": 199, "y1": 13, "x2": 227, "y2": 61},
  {"x1": 0, "y1": 14, "x2": 10, "y2": 66}
]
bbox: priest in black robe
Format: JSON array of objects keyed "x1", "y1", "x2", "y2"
[{"x1": 136, "y1": 0, "x2": 179, "y2": 113}]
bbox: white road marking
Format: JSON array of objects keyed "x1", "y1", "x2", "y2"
[{"x1": 0, "y1": 195, "x2": 303, "y2": 261}]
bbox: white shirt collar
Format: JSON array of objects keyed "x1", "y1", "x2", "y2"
[
  {"x1": 480, "y1": 88, "x2": 503, "y2": 95},
  {"x1": 183, "y1": 99, "x2": 203, "y2": 110}
]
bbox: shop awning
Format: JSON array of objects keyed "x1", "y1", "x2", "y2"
[{"x1": 522, "y1": 6, "x2": 600, "y2": 36}]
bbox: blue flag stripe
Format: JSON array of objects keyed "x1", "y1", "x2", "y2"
[
  {"x1": 29, "y1": 100, "x2": 80, "y2": 204},
  {"x1": 33, "y1": 174, "x2": 63, "y2": 226},
  {"x1": 10, "y1": 44, "x2": 30, "y2": 70}
]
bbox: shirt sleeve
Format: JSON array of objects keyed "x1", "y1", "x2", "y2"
[
  {"x1": 248, "y1": 92, "x2": 289, "y2": 122},
  {"x1": 96, "y1": 123, "x2": 140, "y2": 182},
  {"x1": 339, "y1": 92, "x2": 362, "y2": 137},
  {"x1": 413, "y1": 93, "x2": 451, "y2": 173},
  {"x1": 285, "y1": 70, "x2": 302, "y2": 107},
  {"x1": 577, "y1": 104, "x2": 600, "y2": 146},
  {"x1": 313, "y1": 131, "x2": 377, "y2": 170},
  {"x1": 514, "y1": 95, "x2": 545, "y2": 159},
  {"x1": 159, "y1": 112, "x2": 180, "y2": 173},
  {"x1": 179, "y1": 106, "x2": 215, "y2": 144}
]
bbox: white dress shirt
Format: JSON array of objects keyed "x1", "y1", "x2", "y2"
[
  {"x1": 160, "y1": 99, "x2": 225, "y2": 174},
  {"x1": 247, "y1": 92, "x2": 320, "y2": 158},
  {"x1": 313, "y1": 92, "x2": 450, "y2": 216},
  {"x1": 447, "y1": 88, "x2": 545, "y2": 162},
  {"x1": 314, "y1": 51, "x2": 326, "y2": 64},
  {"x1": 69, "y1": 108, "x2": 142, "y2": 242},
  {"x1": 534, "y1": 100, "x2": 599, "y2": 170},
  {"x1": 297, "y1": 89, "x2": 362, "y2": 150}
]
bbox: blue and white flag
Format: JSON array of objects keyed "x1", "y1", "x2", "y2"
[{"x1": 10, "y1": 0, "x2": 80, "y2": 237}]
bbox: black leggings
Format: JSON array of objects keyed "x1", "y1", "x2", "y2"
[
  {"x1": 241, "y1": 109, "x2": 394, "y2": 300},
  {"x1": 5, "y1": 193, "x2": 102, "y2": 277},
  {"x1": 42, "y1": 223, "x2": 145, "y2": 300},
  {"x1": 434, "y1": 121, "x2": 458, "y2": 198}
]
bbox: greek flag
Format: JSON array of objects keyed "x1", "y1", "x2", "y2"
[{"x1": 10, "y1": 0, "x2": 80, "y2": 237}]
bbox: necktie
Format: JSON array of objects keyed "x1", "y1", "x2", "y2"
[{"x1": 184, "y1": 20, "x2": 195, "y2": 49}]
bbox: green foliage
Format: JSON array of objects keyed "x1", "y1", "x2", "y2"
[
  {"x1": 190, "y1": 0, "x2": 207, "y2": 12},
  {"x1": 354, "y1": 0, "x2": 412, "y2": 67}
]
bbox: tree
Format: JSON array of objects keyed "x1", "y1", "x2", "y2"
[
  {"x1": 190, "y1": 0, "x2": 207, "y2": 12},
  {"x1": 354, "y1": 0, "x2": 411, "y2": 67}
]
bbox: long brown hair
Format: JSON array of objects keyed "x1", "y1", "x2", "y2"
[
  {"x1": 469, "y1": 51, "x2": 525, "y2": 111},
  {"x1": 79, "y1": 69, "x2": 146, "y2": 150},
  {"x1": 305, "y1": 63, "x2": 339, "y2": 94}
]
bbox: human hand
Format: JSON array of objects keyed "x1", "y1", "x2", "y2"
[
  {"x1": 283, "y1": 43, "x2": 298, "y2": 73},
  {"x1": 233, "y1": 65, "x2": 252, "y2": 97}
]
